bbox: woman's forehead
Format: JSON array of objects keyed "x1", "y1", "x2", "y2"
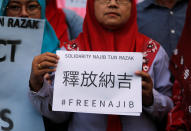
[{"x1": 9, "y1": 0, "x2": 38, "y2": 3}]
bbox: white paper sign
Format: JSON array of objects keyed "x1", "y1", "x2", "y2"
[
  {"x1": 53, "y1": 51, "x2": 143, "y2": 116},
  {"x1": 65, "y1": 0, "x2": 87, "y2": 8},
  {"x1": 0, "y1": 17, "x2": 44, "y2": 131}
]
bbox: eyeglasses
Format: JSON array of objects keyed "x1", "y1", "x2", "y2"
[
  {"x1": 96, "y1": 0, "x2": 130, "y2": 5},
  {"x1": 6, "y1": 2, "x2": 41, "y2": 16}
]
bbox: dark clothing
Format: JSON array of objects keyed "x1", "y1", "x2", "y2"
[{"x1": 137, "y1": 0, "x2": 188, "y2": 57}]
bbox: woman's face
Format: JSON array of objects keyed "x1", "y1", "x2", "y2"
[
  {"x1": 6, "y1": 0, "x2": 41, "y2": 19},
  {"x1": 94, "y1": 0, "x2": 131, "y2": 30}
]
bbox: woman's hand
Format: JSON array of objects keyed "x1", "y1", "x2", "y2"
[
  {"x1": 135, "y1": 71, "x2": 154, "y2": 106},
  {"x1": 29, "y1": 52, "x2": 59, "y2": 92}
]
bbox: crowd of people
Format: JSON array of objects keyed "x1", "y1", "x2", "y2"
[{"x1": 0, "y1": 0, "x2": 190, "y2": 130}]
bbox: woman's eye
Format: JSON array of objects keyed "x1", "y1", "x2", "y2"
[
  {"x1": 8, "y1": 5, "x2": 21, "y2": 11},
  {"x1": 28, "y1": 4, "x2": 39, "y2": 10}
]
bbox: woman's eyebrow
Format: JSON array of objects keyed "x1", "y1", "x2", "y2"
[
  {"x1": 28, "y1": 0, "x2": 38, "y2": 3},
  {"x1": 27, "y1": 0, "x2": 39, "y2": 4},
  {"x1": 8, "y1": 1, "x2": 21, "y2": 4},
  {"x1": 8, "y1": 0, "x2": 38, "y2": 5}
]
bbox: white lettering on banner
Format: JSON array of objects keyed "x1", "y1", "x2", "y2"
[
  {"x1": 0, "y1": 16, "x2": 45, "y2": 131},
  {"x1": 53, "y1": 51, "x2": 143, "y2": 116},
  {"x1": 65, "y1": 0, "x2": 87, "y2": 8}
]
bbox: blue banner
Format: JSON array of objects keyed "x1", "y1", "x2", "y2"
[{"x1": 0, "y1": 16, "x2": 45, "y2": 131}]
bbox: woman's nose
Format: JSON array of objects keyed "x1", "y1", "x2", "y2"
[{"x1": 19, "y1": 6, "x2": 29, "y2": 18}]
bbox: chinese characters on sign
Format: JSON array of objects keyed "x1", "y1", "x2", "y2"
[
  {"x1": 53, "y1": 51, "x2": 143, "y2": 116},
  {"x1": 63, "y1": 71, "x2": 133, "y2": 89}
]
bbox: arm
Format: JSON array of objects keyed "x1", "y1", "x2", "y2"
[
  {"x1": 143, "y1": 46, "x2": 174, "y2": 121},
  {"x1": 29, "y1": 52, "x2": 71, "y2": 123},
  {"x1": 63, "y1": 8, "x2": 83, "y2": 40},
  {"x1": 29, "y1": 78, "x2": 72, "y2": 123}
]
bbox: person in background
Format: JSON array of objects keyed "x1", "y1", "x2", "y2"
[
  {"x1": 137, "y1": 0, "x2": 188, "y2": 57},
  {"x1": 167, "y1": 0, "x2": 191, "y2": 130},
  {"x1": 29, "y1": 0, "x2": 173, "y2": 130},
  {"x1": 137, "y1": 0, "x2": 188, "y2": 130},
  {"x1": 46, "y1": 0, "x2": 83, "y2": 48}
]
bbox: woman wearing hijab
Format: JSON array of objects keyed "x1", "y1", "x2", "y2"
[
  {"x1": 167, "y1": 0, "x2": 191, "y2": 130},
  {"x1": 1, "y1": 1, "x2": 82, "y2": 130},
  {"x1": 0, "y1": 0, "x2": 59, "y2": 130},
  {"x1": 29, "y1": 0, "x2": 173, "y2": 130},
  {"x1": 1, "y1": 0, "x2": 59, "y2": 53}
]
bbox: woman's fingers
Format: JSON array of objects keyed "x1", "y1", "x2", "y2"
[
  {"x1": 44, "y1": 73, "x2": 52, "y2": 85},
  {"x1": 135, "y1": 71, "x2": 154, "y2": 106},
  {"x1": 135, "y1": 71, "x2": 152, "y2": 82},
  {"x1": 32, "y1": 52, "x2": 59, "y2": 71},
  {"x1": 38, "y1": 52, "x2": 59, "y2": 64},
  {"x1": 142, "y1": 81, "x2": 149, "y2": 90},
  {"x1": 37, "y1": 61, "x2": 57, "y2": 70},
  {"x1": 38, "y1": 68, "x2": 56, "y2": 75},
  {"x1": 29, "y1": 52, "x2": 59, "y2": 92},
  {"x1": 34, "y1": 52, "x2": 59, "y2": 68},
  {"x1": 30, "y1": 53, "x2": 58, "y2": 84}
]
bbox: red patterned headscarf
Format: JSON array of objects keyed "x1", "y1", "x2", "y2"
[
  {"x1": 168, "y1": 0, "x2": 191, "y2": 129},
  {"x1": 170, "y1": 0, "x2": 191, "y2": 72}
]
